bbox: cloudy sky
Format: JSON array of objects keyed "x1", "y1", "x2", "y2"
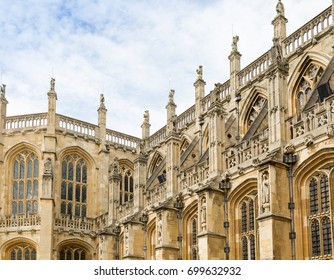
[{"x1": 0, "y1": 0, "x2": 331, "y2": 138}]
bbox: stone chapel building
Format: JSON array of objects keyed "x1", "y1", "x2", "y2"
[{"x1": 1, "y1": 1, "x2": 334, "y2": 260}]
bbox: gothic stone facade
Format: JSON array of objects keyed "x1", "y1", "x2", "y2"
[{"x1": 1, "y1": 1, "x2": 334, "y2": 260}]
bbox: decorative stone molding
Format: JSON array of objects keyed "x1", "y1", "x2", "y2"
[
  {"x1": 284, "y1": 143, "x2": 295, "y2": 154},
  {"x1": 304, "y1": 134, "x2": 314, "y2": 147}
]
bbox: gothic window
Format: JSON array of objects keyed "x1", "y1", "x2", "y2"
[
  {"x1": 180, "y1": 139, "x2": 190, "y2": 155},
  {"x1": 245, "y1": 95, "x2": 267, "y2": 129},
  {"x1": 240, "y1": 197, "x2": 256, "y2": 260},
  {"x1": 191, "y1": 217, "x2": 198, "y2": 260},
  {"x1": 295, "y1": 64, "x2": 324, "y2": 113},
  {"x1": 119, "y1": 166, "x2": 133, "y2": 205},
  {"x1": 59, "y1": 245, "x2": 88, "y2": 260},
  {"x1": 308, "y1": 174, "x2": 332, "y2": 258},
  {"x1": 61, "y1": 155, "x2": 87, "y2": 218},
  {"x1": 12, "y1": 151, "x2": 39, "y2": 217},
  {"x1": 10, "y1": 244, "x2": 37, "y2": 260}
]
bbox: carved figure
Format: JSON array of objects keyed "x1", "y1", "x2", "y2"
[
  {"x1": 110, "y1": 157, "x2": 119, "y2": 175},
  {"x1": 44, "y1": 158, "x2": 52, "y2": 175},
  {"x1": 262, "y1": 172, "x2": 270, "y2": 204},
  {"x1": 201, "y1": 196, "x2": 207, "y2": 231},
  {"x1": 50, "y1": 78, "x2": 55, "y2": 91},
  {"x1": 168, "y1": 89, "x2": 175, "y2": 103},
  {"x1": 276, "y1": 0, "x2": 285, "y2": 16},
  {"x1": 143, "y1": 110, "x2": 149, "y2": 124},
  {"x1": 232, "y1": 35, "x2": 239, "y2": 52},
  {"x1": 196, "y1": 65, "x2": 203, "y2": 80}
]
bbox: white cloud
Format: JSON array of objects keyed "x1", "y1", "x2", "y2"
[{"x1": 0, "y1": 0, "x2": 331, "y2": 137}]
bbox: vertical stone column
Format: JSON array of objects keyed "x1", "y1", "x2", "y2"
[
  {"x1": 108, "y1": 158, "x2": 121, "y2": 225},
  {"x1": 141, "y1": 110, "x2": 151, "y2": 140},
  {"x1": 133, "y1": 150, "x2": 147, "y2": 213},
  {"x1": 257, "y1": 162, "x2": 290, "y2": 260},
  {"x1": 97, "y1": 94, "x2": 109, "y2": 216},
  {"x1": 272, "y1": 1, "x2": 288, "y2": 44},
  {"x1": 197, "y1": 186, "x2": 224, "y2": 260},
  {"x1": 154, "y1": 207, "x2": 179, "y2": 260},
  {"x1": 207, "y1": 100, "x2": 226, "y2": 178},
  {"x1": 194, "y1": 66, "x2": 206, "y2": 132},
  {"x1": 122, "y1": 222, "x2": 145, "y2": 260},
  {"x1": 98, "y1": 234, "x2": 117, "y2": 260},
  {"x1": 228, "y1": 36, "x2": 241, "y2": 105},
  {"x1": 39, "y1": 158, "x2": 55, "y2": 259}
]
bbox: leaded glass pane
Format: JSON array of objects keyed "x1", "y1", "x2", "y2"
[
  {"x1": 62, "y1": 161, "x2": 67, "y2": 180},
  {"x1": 82, "y1": 166, "x2": 87, "y2": 183},
  {"x1": 241, "y1": 202, "x2": 247, "y2": 233},
  {"x1": 250, "y1": 235, "x2": 256, "y2": 260},
  {"x1": 76, "y1": 164, "x2": 81, "y2": 182},
  {"x1": 61, "y1": 182, "x2": 66, "y2": 199},
  {"x1": 125, "y1": 175, "x2": 128, "y2": 192},
  {"x1": 27, "y1": 160, "x2": 32, "y2": 178},
  {"x1": 31, "y1": 249, "x2": 36, "y2": 260},
  {"x1": 75, "y1": 204, "x2": 80, "y2": 217},
  {"x1": 68, "y1": 183, "x2": 73, "y2": 201},
  {"x1": 74, "y1": 250, "x2": 80, "y2": 260},
  {"x1": 17, "y1": 249, "x2": 22, "y2": 260},
  {"x1": 130, "y1": 176, "x2": 133, "y2": 193},
  {"x1": 61, "y1": 202, "x2": 66, "y2": 214},
  {"x1": 33, "y1": 180, "x2": 38, "y2": 198},
  {"x1": 124, "y1": 193, "x2": 128, "y2": 203},
  {"x1": 82, "y1": 186, "x2": 87, "y2": 203},
  {"x1": 14, "y1": 161, "x2": 19, "y2": 179},
  {"x1": 12, "y1": 202, "x2": 17, "y2": 216},
  {"x1": 322, "y1": 218, "x2": 332, "y2": 255},
  {"x1": 27, "y1": 181, "x2": 32, "y2": 199},
  {"x1": 68, "y1": 202, "x2": 72, "y2": 216},
  {"x1": 33, "y1": 159, "x2": 39, "y2": 177},
  {"x1": 81, "y1": 205, "x2": 86, "y2": 218},
  {"x1": 320, "y1": 175, "x2": 329, "y2": 212},
  {"x1": 249, "y1": 200, "x2": 254, "y2": 231},
  {"x1": 20, "y1": 160, "x2": 25, "y2": 179},
  {"x1": 81, "y1": 251, "x2": 86, "y2": 260},
  {"x1": 25, "y1": 249, "x2": 30, "y2": 260},
  {"x1": 75, "y1": 185, "x2": 80, "y2": 202},
  {"x1": 311, "y1": 221, "x2": 321, "y2": 257},
  {"x1": 60, "y1": 250, "x2": 65, "y2": 260},
  {"x1": 26, "y1": 201, "x2": 31, "y2": 215},
  {"x1": 32, "y1": 201, "x2": 38, "y2": 213},
  {"x1": 309, "y1": 178, "x2": 318, "y2": 215},
  {"x1": 66, "y1": 250, "x2": 71, "y2": 260},
  {"x1": 19, "y1": 181, "x2": 24, "y2": 199},
  {"x1": 68, "y1": 162, "x2": 73, "y2": 180},
  {"x1": 11, "y1": 250, "x2": 16, "y2": 260},
  {"x1": 18, "y1": 201, "x2": 24, "y2": 214},
  {"x1": 242, "y1": 238, "x2": 248, "y2": 260},
  {"x1": 13, "y1": 182, "x2": 18, "y2": 199}
]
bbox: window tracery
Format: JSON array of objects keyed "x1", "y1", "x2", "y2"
[
  {"x1": 240, "y1": 197, "x2": 256, "y2": 260},
  {"x1": 296, "y1": 64, "x2": 324, "y2": 113},
  {"x1": 245, "y1": 95, "x2": 267, "y2": 129},
  {"x1": 12, "y1": 151, "x2": 39, "y2": 217},
  {"x1": 61, "y1": 155, "x2": 87, "y2": 218},
  {"x1": 119, "y1": 165, "x2": 134, "y2": 205},
  {"x1": 308, "y1": 174, "x2": 332, "y2": 258},
  {"x1": 9, "y1": 244, "x2": 37, "y2": 260},
  {"x1": 59, "y1": 245, "x2": 88, "y2": 260}
]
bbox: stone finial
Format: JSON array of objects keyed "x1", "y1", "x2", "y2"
[
  {"x1": 99, "y1": 93, "x2": 106, "y2": 109},
  {"x1": 168, "y1": 89, "x2": 175, "y2": 103},
  {"x1": 143, "y1": 110, "x2": 149, "y2": 124},
  {"x1": 0, "y1": 84, "x2": 6, "y2": 97},
  {"x1": 196, "y1": 65, "x2": 203, "y2": 80},
  {"x1": 276, "y1": 0, "x2": 285, "y2": 16},
  {"x1": 50, "y1": 78, "x2": 55, "y2": 91},
  {"x1": 231, "y1": 35, "x2": 239, "y2": 52}
]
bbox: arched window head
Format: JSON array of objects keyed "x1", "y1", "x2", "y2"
[
  {"x1": 12, "y1": 151, "x2": 39, "y2": 217},
  {"x1": 245, "y1": 95, "x2": 267, "y2": 130},
  {"x1": 9, "y1": 243, "x2": 37, "y2": 260},
  {"x1": 295, "y1": 63, "x2": 324, "y2": 113},
  {"x1": 59, "y1": 245, "x2": 88, "y2": 260},
  {"x1": 61, "y1": 155, "x2": 87, "y2": 218}
]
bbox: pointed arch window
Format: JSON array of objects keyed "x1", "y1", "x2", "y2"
[
  {"x1": 61, "y1": 155, "x2": 87, "y2": 218},
  {"x1": 119, "y1": 166, "x2": 134, "y2": 205},
  {"x1": 245, "y1": 95, "x2": 267, "y2": 130},
  {"x1": 12, "y1": 151, "x2": 39, "y2": 217},
  {"x1": 308, "y1": 174, "x2": 332, "y2": 258},
  {"x1": 59, "y1": 245, "x2": 88, "y2": 260},
  {"x1": 240, "y1": 197, "x2": 257, "y2": 260},
  {"x1": 9, "y1": 244, "x2": 37, "y2": 260},
  {"x1": 295, "y1": 63, "x2": 324, "y2": 113}
]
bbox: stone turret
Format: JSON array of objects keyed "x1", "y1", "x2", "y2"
[
  {"x1": 47, "y1": 78, "x2": 57, "y2": 133},
  {"x1": 141, "y1": 110, "x2": 150, "y2": 140},
  {"x1": 229, "y1": 36, "x2": 241, "y2": 102},
  {"x1": 166, "y1": 89, "x2": 177, "y2": 135},
  {"x1": 98, "y1": 93, "x2": 107, "y2": 148},
  {"x1": 194, "y1": 65, "x2": 206, "y2": 131}
]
